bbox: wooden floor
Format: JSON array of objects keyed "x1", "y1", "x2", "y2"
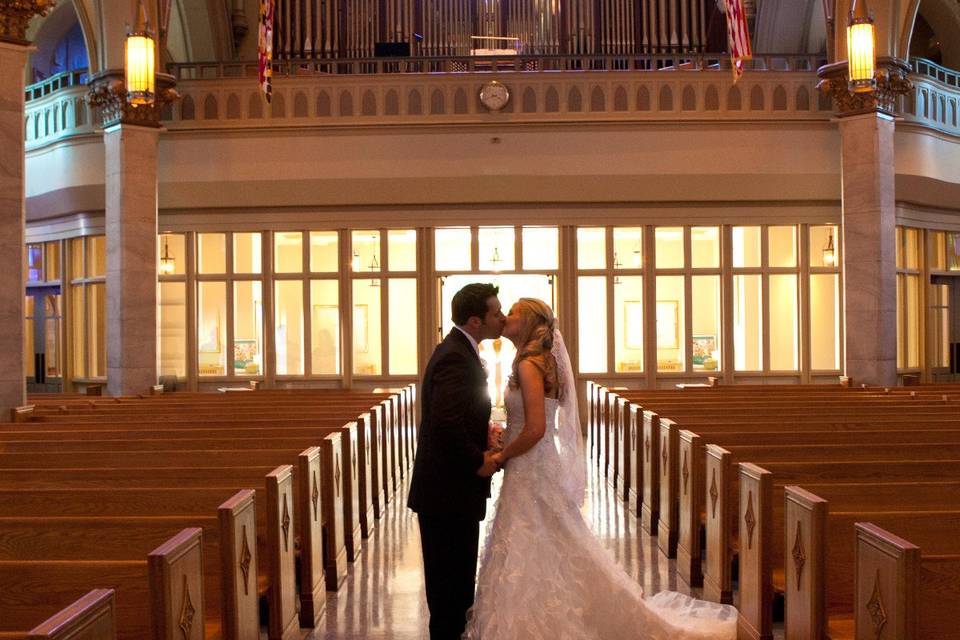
[{"x1": 311, "y1": 464, "x2": 741, "y2": 639}]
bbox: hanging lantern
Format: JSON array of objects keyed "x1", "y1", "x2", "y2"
[
  {"x1": 846, "y1": 0, "x2": 876, "y2": 93},
  {"x1": 125, "y1": 2, "x2": 156, "y2": 106},
  {"x1": 159, "y1": 236, "x2": 175, "y2": 275},
  {"x1": 823, "y1": 231, "x2": 836, "y2": 266}
]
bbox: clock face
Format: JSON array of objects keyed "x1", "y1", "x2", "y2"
[{"x1": 480, "y1": 81, "x2": 510, "y2": 111}]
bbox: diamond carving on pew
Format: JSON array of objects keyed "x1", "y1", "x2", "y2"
[
  {"x1": 645, "y1": 436, "x2": 651, "y2": 461},
  {"x1": 281, "y1": 495, "x2": 291, "y2": 552},
  {"x1": 312, "y1": 471, "x2": 320, "y2": 522},
  {"x1": 335, "y1": 459, "x2": 342, "y2": 497},
  {"x1": 352, "y1": 449, "x2": 357, "y2": 473},
  {"x1": 681, "y1": 452, "x2": 689, "y2": 496},
  {"x1": 240, "y1": 525, "x2": 252, "y2": 595},
  {"x1": 867, "y1": 570, "x2": 888, "y2": 637},
  {"x1": 661, "y1": 442, "x2": 668, "y2": 476},
  {"x1": 744, "y1": 491, "x2": 756, "y2": 550},
  {"x1": 709, "y1": 470, "x2": 719, "y2": 519},
  {"x1": 791, "y1": 521, "x2": 805, "y2": 590},
  {"x1": 179, "y1": 575, "x2": 196, "y2": 639}
]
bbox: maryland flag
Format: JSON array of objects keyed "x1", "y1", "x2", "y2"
[
  {"x1": 258, "y1": 0, "x2": 274, "y2": 103},
  {"x1": 723, "y1": 0, "x2": 752, "y2": 83}
]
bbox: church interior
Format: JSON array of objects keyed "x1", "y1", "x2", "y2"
[{"x1": 2, "y1": 0, "x2": 960, "y2": 637}]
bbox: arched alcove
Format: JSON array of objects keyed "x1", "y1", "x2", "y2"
[
  {"x1": 248, "y1": 93, "x2": 263, "y2": 119},
  {"x1": 408, "y1": 90, "x2": 422, "y2": 115},
  {"x1": 658, "y1": 86, "x2": 673, "y2": 111},
  {"x1": 181, "y1": 95, "x2": 196, "y2": 120},
  {"x1": 294, "y1": 92, "x2": 309, "y2": 117},
  {"x1": 637, "y1": 86, "x2": 650, "y2": 111},
  {"x1": 454, "y1": 89, "x2": 468, "y2": 114},
  {"x1": 522, "y1": 87, "x2": 537, "y2": 112},
  {"x1": 705, "y1": 85, "x2": 720, "y2": 111},
  {"x1": 430, "y1": 90, "x2": 445, "y2": 114},
  {"x1": 226, "y1": 94, "x2": 241, "y2": 119},
  {"x1": 385, "y1": 90, "x2": 400, "y2": 115},
  {"x1": 590, "y1": 86, "x2": 605, "y2": 111},
  {"x1": 613, "y1": 86, "x2": 628, "y2": 111},
  {"x1": 362, "y1": 90, "x2": 377, "y2": 116},
  {"x1": 545, "y1": 87, "x2": 560, "y2": 112},
  {"x1": 203, "y1": 94, "x2": 218, "y2": 120},
  {"x1": 727, "y1": 86, "x2": 742, "y2": 110},
  {"x1": 339, "y1": 92, "x2": 354, "y2": 117},
  {"x1": 317, "y1": 91, "x2": 331, "y2": 117}
]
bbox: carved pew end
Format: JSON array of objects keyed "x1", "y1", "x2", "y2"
[{"x1": 27, "y1": 589, "x2": 116, "y2": 640}]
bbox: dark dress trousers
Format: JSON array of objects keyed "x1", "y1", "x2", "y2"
[{"x1": 408, "y1": 329, "x2": 492, "y2": 640}]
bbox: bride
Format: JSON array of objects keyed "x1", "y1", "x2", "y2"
[{"x1": 463, "y1": 298, "x2": 737, "y2": 640}]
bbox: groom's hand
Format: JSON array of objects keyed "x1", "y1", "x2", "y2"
[{"x1": 476, "y1": 450, "x2": 499, "y2": 477}]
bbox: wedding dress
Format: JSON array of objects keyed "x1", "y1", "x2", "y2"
[{"x1": 463, "y1": 331, "x2": 737, "y2": 640}]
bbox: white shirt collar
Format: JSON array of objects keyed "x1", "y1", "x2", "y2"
[{"x1": 454, "y1": 325, "x2": 480, "y2": 355}]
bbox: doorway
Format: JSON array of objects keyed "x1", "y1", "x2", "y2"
[
  {"x1": 25, "y1": 286, "x2": 63, "y2": 392},
  {"x1": 931, "y1": 275, "x2": 960, "y2": 382},
  {"x1": 439, "y1": 274, "x2": 555, "y2": 407}
]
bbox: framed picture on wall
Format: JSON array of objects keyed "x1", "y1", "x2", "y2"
[
  {"x1": 692, "y1": 335, "x2": 717, "y2": 365},
  {"x1": 655, "y1": 300, "x2": 679, "y2": 349}
]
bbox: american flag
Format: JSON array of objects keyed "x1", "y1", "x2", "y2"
[
  {"x1": 723, "y1": 0, "x2": 752, "y2": 83},
  {"x1": 258, "y1": 0, "x2": 274, "y2": 103}
]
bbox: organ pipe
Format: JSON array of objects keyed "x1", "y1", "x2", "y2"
[{"x1": 271, "y1": 0, "x2": 710, "y2": 59}]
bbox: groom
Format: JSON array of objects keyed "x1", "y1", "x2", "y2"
[{"x1": 408, "y1": 282, "x2": 505, "y2": 640}]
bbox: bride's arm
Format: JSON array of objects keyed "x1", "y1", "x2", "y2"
[{"x1": 495, "y1": 359, "x2": 547, "y2": 464}]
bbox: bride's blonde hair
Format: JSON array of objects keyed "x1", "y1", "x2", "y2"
[{"x1": 508, "y1": 298, "x2": 559, "y2": 398}]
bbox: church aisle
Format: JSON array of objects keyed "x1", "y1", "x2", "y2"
[{"x1": 311, "y1": 464, "x2": 698, "y2": 639}]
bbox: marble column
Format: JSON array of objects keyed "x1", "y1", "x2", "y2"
[
  {"x1": 0, "y1": 41, "x2": 30, "y2": 420},
  {"x1": 104, "y1": 123, "x2": 159, "y2": 396},
  {"x1": 818, "y1": 59, "x2": 912, "y2": 386},
  {"x1": 839, "y1": 113, "x2": 897, "y2": 386}
]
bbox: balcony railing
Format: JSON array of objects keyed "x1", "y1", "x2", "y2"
[
  {"x1": 25, "y1": 69, "x2": 89, "y2": 102},
  {"x1": 911, "y1": 57, "x2": 960, "y2": 88},
  {"x1": 902, "y1": 58, "x2": 960, "y2": 136},
  {"x1": 21, "y1": 57, "x2": 960, "y2": 150},
  {"x1": 166, "y1": 53, "x2": 826, "y2": 81}
]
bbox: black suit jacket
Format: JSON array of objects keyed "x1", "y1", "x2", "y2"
[{"x1": 408, "y1": 329, "x2": 492, "y2": 521}]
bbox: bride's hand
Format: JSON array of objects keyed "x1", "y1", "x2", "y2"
[
  {"x1": 488, "y1": 422, "x2": 505, "y2": 451},
  {"x1": 491, "y1": 451, "x2": 506, "y2": 471}
]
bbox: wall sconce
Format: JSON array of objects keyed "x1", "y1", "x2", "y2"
[
  {"x1": 159, "y1": 236, "x2": 175, "y2": 274},
  {"x1": 613, "y1": 251, "x2": 622, "y2": 285},
  {"x1": 846, "y1": 0, "x2": 876, "y2": 93},
  {"x1": 823, "y1": 231, "x2": 836, "y2": 266},
  {"x1": 125, "y1": 1, "x2": 156, "y2": 106}
]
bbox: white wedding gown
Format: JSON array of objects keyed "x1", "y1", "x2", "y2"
[{"x1": 463, "y1": 387, "x2": 737, "y2": 640}]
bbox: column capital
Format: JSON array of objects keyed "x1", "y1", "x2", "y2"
[
  {"x1": 816, "y1": 57, "x2": 913, "y2": 118},
  {"x1": 0, "y1": 0, "x2": 54, "y2": 45},
  {"x1": 87, "y1": 70, "x2": 179, "y2": 129}
]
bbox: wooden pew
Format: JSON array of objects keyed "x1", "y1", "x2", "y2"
[
  {"x1": 25, "y1": 589, "x2": 116, "y2": 640},
  {"x1": 853, "y1": 522, "x2": 960, "y2": 640},
  {"x1": 703, "y1": 447, "x2": 960, "y2": 603},
  {"x1": 0, "y1": 462, "x2": 323, "y2": 636},
  {"x1": 0, "y1": 529, "x2": 203, "y2": 640},
  {"x1": 781, "y1": 485, "x2": 960, "y2": 640},
  {"x1": 735, "y1": 464, "x2": 960, "y2": 640},
  {"x1": 669, "y1": 420, "x2": 960, "y2": 586}
]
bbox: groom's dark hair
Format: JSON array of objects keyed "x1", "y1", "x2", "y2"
[{"x1": 452, "y1": 283, "x2": 499, "y2": 326}]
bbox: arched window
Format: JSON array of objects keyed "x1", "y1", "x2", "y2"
[{"x1": 30, "y1": 4, "x2": 89, "y2": 84}]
